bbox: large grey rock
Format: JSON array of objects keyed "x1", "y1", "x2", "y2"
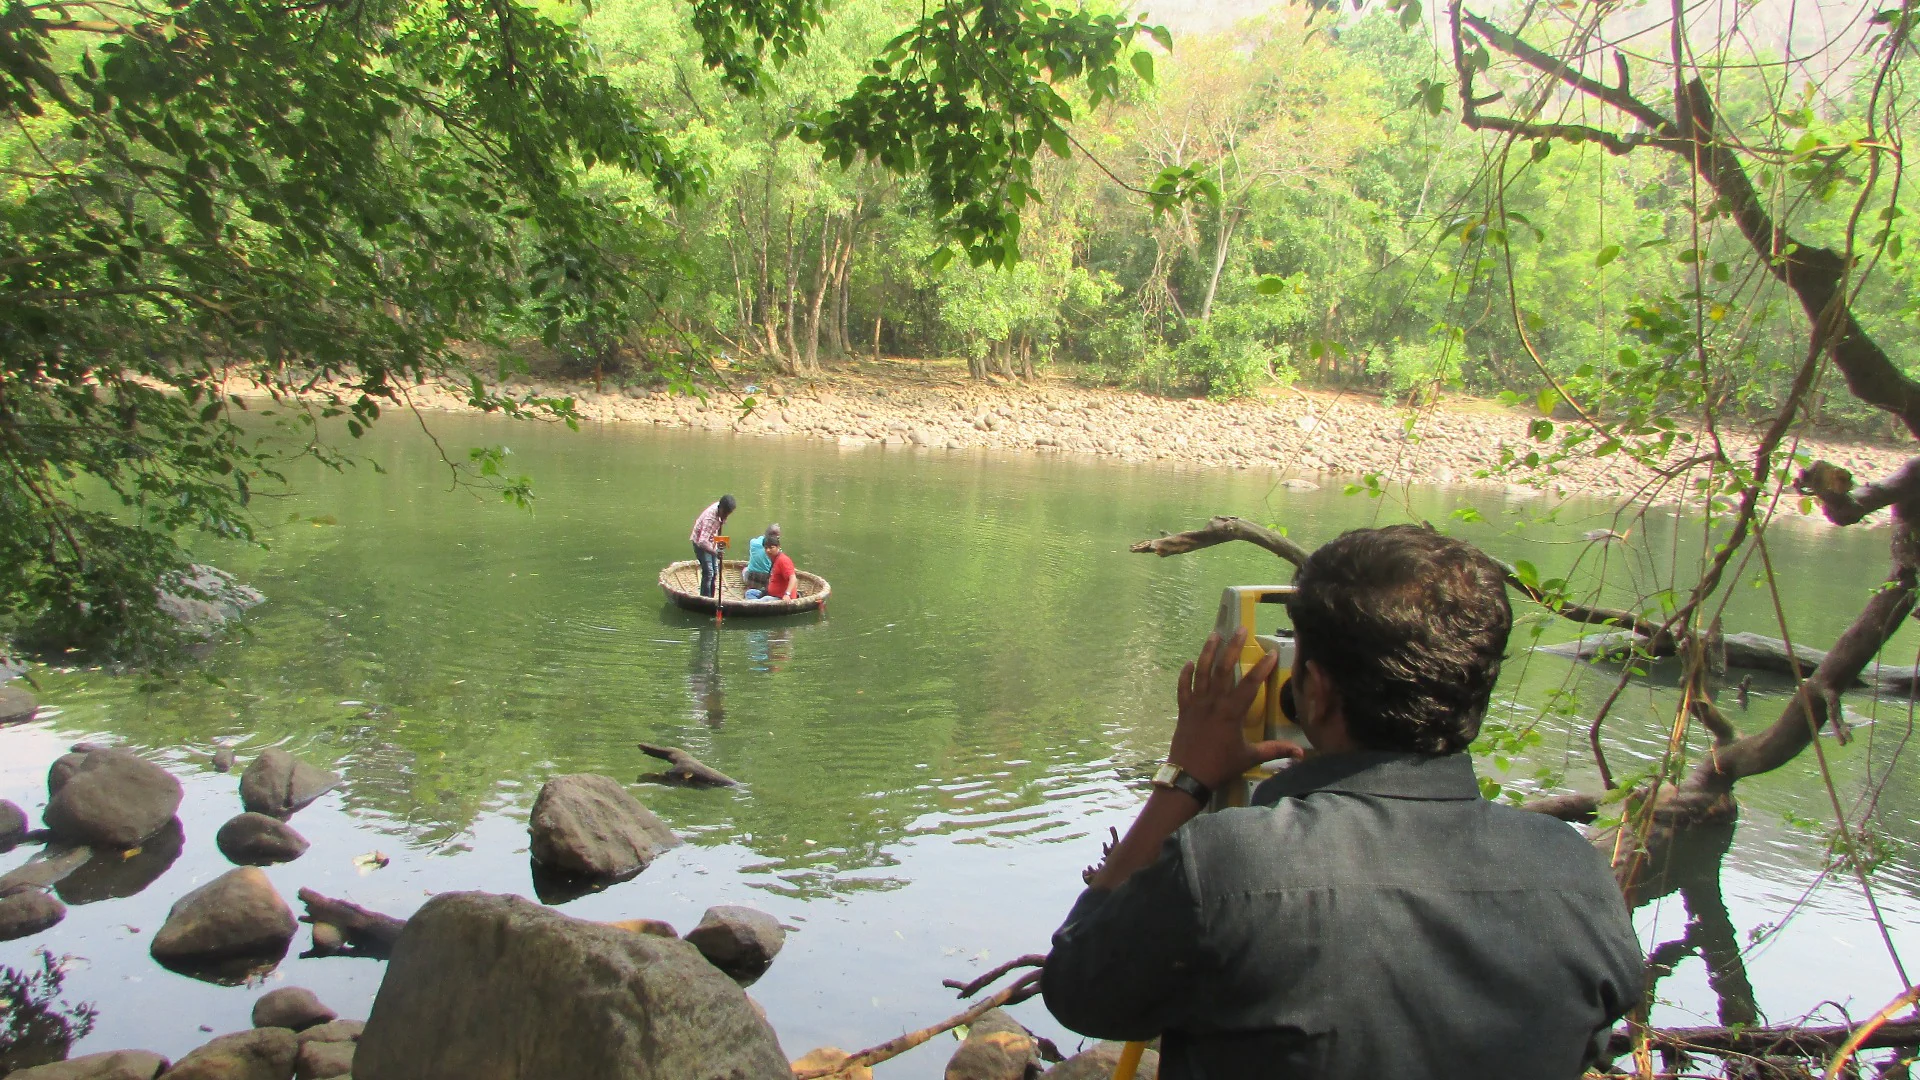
[
  {"x1": 527, "y1": 774, "x2": 679, "y2": 882},
  {"x1": 0, "y1": 887, "x2": 66, "y2": 940},
  {"x1": 8, "y1": 1050, "x2": 170, "y2": 1080},
  {"x1": 156, "y1": 564, "x2": 265, "y2": 637},
  {"x1": 291, "y1": 1041, "x2": 351, "y2": 1080},
  {"x1": 1045, "y1": 1042, "x2": 1159, "y2": 1080},
  {"x1": 251, "y1": 987, "x2": 335, "y2": 1032},
  {"x1": 945, "y1": 1008, "x2": 1038, "y2": 1080},
  {"x1": 684, "y1": 905, "x2": 785, "y2": 984},
  {"x1": 217, "y1": 814, "x2": 309, "y2": 866},
  {"x1": 0, "y1": 684, "x2": 36, "y2": 723},
  {"x1": 156, "y1": 1028, "x2": 296, "y2": 1080},
  {"x1": 353, "y1": 891, "x2": 788, "y2": 1080},
  {"x1": 43, "y1": 749, "x2": 182, "y2": 849},
  {"x1": 0, "y1": 798, "x2": 26, "y2": 848},
  {"x1": 150, "y1": 868, "x2": 296, "y2": 968},
  {"x1": 239, "y1": 750, "x2": 339, "y2": 820}
]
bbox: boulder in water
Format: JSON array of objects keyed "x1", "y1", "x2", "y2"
[
  {"x1": 7, "y1": 1050, "x2": 170, "y2": 1080},
  {"x1": 217, "y1": 814, "x2": 309, "y2": 866},
  {"x1": 251, "y1": 987, "x2": 336, "y2": 1032},
  {"x1": 0, "y1": 887, "x2": 66, "y2": 941},
  {"x1": 155, "y1": 1028, "x2": 296, "y2": 1080},
  {"x1": 212, "y1": 747, "x2": 236, "y2": 773},
  {"x1": 149, "y1": 868, "x2": 296, "y2": 976},
  {"x1": 684, "y1": 905, "x2": 785, "y2": 984},
  {"x1": 526, "y1": 774, "x2": 679, "y2": 883},
  {"x1": 294, "y1": 1021, "x2": 362, "y2": 1046},
  {"x1": 56, "y1": 817, "x2": 185, "y2": 905},
  {"x1": 352, "y1": 891, "x2": 788, "y2": 1080},
  {"x1": 0, "y1": 684, "x2": 36, "y2": 724},
  {"x1": 292, "y1": 1040, "x2": 352, "y2": 1080},
  {"x1": 0, "y1": 798, "x2": 26, "y2": 849},
  {"x1": 239, "y1": 749, "x2": 339, "y2": 820},
  {"x1": 1044, "y1": 1042, "x2": 1160, "y2": 1079},
  {"x1": 944, "y1": 1008, "x2": 1038, "y2": 1080},
  {"x1": 43, "y1": 748, "x2": 182, "y2": 849},
  {"x1": 791, "y1": 1049, "x2": 871, "y2": 1079}
]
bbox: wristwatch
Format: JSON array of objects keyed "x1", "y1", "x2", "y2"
[{"x1": 1150, "y1": 762, "x2": 1212, "y2": 806}]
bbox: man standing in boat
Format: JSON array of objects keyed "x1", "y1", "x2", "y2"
[{"x1": 690, "y1": 494, "x2": 735, "y2": 600}]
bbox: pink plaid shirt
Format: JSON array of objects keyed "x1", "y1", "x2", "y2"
[{"x1": 690, "y1": 502, "x2": 724, "y2": 552}]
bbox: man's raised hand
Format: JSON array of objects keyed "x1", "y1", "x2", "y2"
[{"x1": 1170, "y1": 627, "x2": 1303, "y2": 792}]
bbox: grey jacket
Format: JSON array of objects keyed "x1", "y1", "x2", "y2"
[{"x1": 1043, "y1": 751, "x2": 1644, "y2": 1079}]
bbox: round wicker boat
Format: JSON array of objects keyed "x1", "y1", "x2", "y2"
[{"x1": 659, "y1": 559, "x2": 830, "y2": 615}]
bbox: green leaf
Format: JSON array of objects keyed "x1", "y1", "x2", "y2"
[
  {"x1": 1512, "y1": 560, "x2": 1540, "y2": 590},
  {"x1": 1131, "y1": 50, "x2": 1155, "y2": 84},
  {"x1": 1536, "y1": 387, "x2": 1558, "y2": 415},
  {"x1": 1594, "y1": 244, "x2": 1621, "y2": 268},
  {"x1": 1255, "y1": 275, "x2": 1287, "y2": 295},
  {"x1": 1530, "y1": 139, "x2": 1551, "y2": 162},
  {"x1": 927, "y1": 246, "x2": 955, "y2": 274},
  {"x1": 1398, "y1": 0, "x2": 1423, "y2": 28}
]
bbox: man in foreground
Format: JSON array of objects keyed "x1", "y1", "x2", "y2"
[
  {"x1": 1043, "y1": 525, "x2": 1643, "y2": 1077},
  {"x1": 689, "y1": 494, "x2": 735, "y2": 599}
]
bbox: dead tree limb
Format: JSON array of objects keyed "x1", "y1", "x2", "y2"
[
  {"x1": 788, "y1": 970, "x2": 1044, "y2": 1080},
  {"x1": 298, "y1": 887, "x2": 407, "y2": 957},
  {"x1": 942, "y1": 953, "x2": 1046, "y2": 997},
  {"x1": 637, "y1": 742, "x2": 739, "y2": 787},
  {"x1": 1690, "y1": 518, "x2": 1920, "y2": 793},
  {"x1": 1129, "y1": 517, "x2": 1667, "y2": 648},
  {"x1": 1604, "y1": 1017, "x2": 1920, "y2": 1060},
  {"x1": 1129, "y1": 516, "x2": 1310, "y2": 565}
]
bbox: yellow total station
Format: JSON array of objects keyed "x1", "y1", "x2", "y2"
[{"x1": 1109, "y1": 585, "x2": 1304, "y2": 1080}]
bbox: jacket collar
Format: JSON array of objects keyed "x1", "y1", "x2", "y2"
[{"x1": 1251, "y1": 750, "x2": 1480, "y2": 804}]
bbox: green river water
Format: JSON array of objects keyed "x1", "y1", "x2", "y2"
[{"x1": 4, "y1": 412, "x2": 1920, "y2": 1074}]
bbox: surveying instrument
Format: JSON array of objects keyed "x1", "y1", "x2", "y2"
[{"x1": 1111, "y1": 583, "x2": 1302, "y2": 1079}]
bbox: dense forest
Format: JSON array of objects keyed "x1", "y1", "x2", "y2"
[{"x1": 541, "y1": 0, "x2": 1919, "y2": 433}]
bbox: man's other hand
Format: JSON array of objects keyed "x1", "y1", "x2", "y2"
[{"x1": 1171, "y1": 628, "x2": 1303, "y2": 791}]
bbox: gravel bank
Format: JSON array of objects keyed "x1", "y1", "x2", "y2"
[{"x1": 398, "y1": 363, "x2": 1912, "y2": 510}]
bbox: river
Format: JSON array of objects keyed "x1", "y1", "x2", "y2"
[{"x1": 3, "y1": 412, "x2": 1918, "y2": 1074}]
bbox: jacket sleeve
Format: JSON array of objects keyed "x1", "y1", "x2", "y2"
[{"x1": 1042, "y1": 832, "x2": 1208, "y2": 1041}]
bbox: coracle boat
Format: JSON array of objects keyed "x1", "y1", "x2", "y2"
[{"x1": 659, "y1": 559, "x2": 830, "y2": 616}]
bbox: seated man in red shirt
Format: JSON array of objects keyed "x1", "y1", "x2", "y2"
[{"x1": 750, "y1": 538, "x2": 798, "y2": 601}]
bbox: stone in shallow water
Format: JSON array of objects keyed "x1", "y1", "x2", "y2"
[
  {"x1": 0, "y1": 798, "x2": 26, "y2": 849},
  {"x1": 149, "y1": 868, "x2": 296, "y2": 980},
  {"x1": 43, "y1": 749, "x2": 182, "y2": 849},
  {"x1": 155, "y1": 1028, "x2": 296, "y2": 1080},
  {"x1": 1044, "y1": 1042, "x2": 1160, "y2": 1080},
  {"x1": 6, "y1": 1050, "x2": 170, "y2": 1080},
  {"x1": 251, "y1": 987, "x2": 336, "y2": 1032},
  {"x1": 685, "y1": 905, "x2": 785, "y2": 985},
  {"x1": 216, "y1": 814, "x2": 309, "y2": 866},
  {"x1": 238, "y1": 749, "x2": 339, "y2": 820},
  {"x1": 353, "y1": 891, "x2": 787, "y2": 1080},
  {"x1": 0, "y1": 685, "x2": 36, "y2": 724},
  {"x1": 0, "y1": 888, "x2": 66, "y2": 941},
  {"x1": 945, "y1": 1008, "x2": 1037, "y2": 1080},
  {"x1": 526, "y1": 774, "x2": 679, "y2": 884},
  {"x1": 292, "y1": 1040, "x2": 352, "y2": 1080}
]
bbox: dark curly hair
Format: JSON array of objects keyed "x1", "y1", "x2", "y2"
[{"x1": 1285, "y1": 525, "x2": 1511, "y2": 755}]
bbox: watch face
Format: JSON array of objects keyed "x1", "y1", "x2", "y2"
[{"x1": 1151, "y1": 763, "x2": 1182, "y2": 786}]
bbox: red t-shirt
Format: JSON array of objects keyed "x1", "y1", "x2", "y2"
[{"x1": 766, "y1": 552, "x2": 796, "y2": 599}]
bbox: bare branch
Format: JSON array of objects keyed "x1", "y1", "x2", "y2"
[{"x1": 1129, "y1": 515, "x2": 1311, "y2": 565}]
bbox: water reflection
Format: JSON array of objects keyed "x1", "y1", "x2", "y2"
[
  {"x1": 688, "y1": 625, "x2": 724, "y2": 727},
  {"x1": 0, "y1": 950, "x2": 98, "y2": 1073},
  {"x1": 747, "y1": 627, "x2": 794, "y2": 674},
  {"x1": 55, "y1": 819, "x2": 184, "y2": 905}
]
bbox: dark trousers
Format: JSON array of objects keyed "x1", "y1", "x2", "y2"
[{"x1": 695, "y1": 545, "x2": 721, "y2": 598}]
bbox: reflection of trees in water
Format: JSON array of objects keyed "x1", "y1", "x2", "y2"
[
  {"x1": 747, "y1": 627, "x2": 794, "y2": 673},
  {"x1": 0, "y1": 950, "x2": 98, "y2": 1073},
  {"x1": 690, "y1": 626, "x2": 724, "y2": 726}
]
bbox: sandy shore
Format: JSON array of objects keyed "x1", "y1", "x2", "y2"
[{"x1": 398, "y1": 360, "x2": 1912, "y2": 509}]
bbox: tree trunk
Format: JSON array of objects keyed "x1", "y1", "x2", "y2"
[
  {"x1": 1200, "y1": 207, "x2": 1240, "y2": 324},
  {"x1": 781, "y1": 207, "x2": 800, "y2": 367},
  {"x1": 805, "y1": 211, "x2": 832, "y2": 372},
  {"x1": 873, "y1": 314, "x2": 883, "y2": 362}
]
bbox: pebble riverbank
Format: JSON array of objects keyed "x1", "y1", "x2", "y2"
[{"x1": 397, "y1": 361, "x2": 1910, "y2": 510}]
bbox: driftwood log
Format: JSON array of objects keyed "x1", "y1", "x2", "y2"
[
  {"x1": 298, "y1": 887, "x2": 408, "y2": 957},
  {"x1": 1607, "y1": 1017, "x2": 1920, "y2": 1059},
  {"x1": 638, "y1": 742, "x2": 739, "y2": 787}
]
